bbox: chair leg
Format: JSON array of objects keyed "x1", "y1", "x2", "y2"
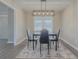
[
  {"x1": 33, "y1": 41, "x2": 34, "y2": 50},
  {"x1": 58, "y1": 40, "x2": 59, "y2": 48},
  {"x1": 53, "y1": 41, "x2": 54, "y2": 45},
  {"x1": 28, "y1": 41, "x2": 29, "y2": 47},
  {"x1": 40, "y1": 44, "x2": 41, "y2": 55},
  {"x1": 48, "y1": 43, "x2": 49, "y2": 55},
  {"x1": 36, "y1": 40, "x2": 37, "y2": 47},
  {"x1": 55, "y1": 41, "x2": 57, "y2": 51},
  {"x1": 50, "y1": 41, "x2": 51, "y2": 49}
]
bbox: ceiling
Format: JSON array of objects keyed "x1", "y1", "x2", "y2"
[{"x1": 15, "y1": 0, "x2": 72, "y2": 12}]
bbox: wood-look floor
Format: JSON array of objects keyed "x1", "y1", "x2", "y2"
[
  {"x1": 16, "y1": 40, "x2": 77, "y2": 59},
  {"x1": 0, "y1": 39, "x2": 77, "y2": 59}
]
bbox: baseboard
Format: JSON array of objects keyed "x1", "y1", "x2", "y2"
[
  {"x1": 7, "y1": 41, "x2": 14, "y2": 44},
  {"x1": 14, "y1": 37, "x2": 26, "y2": 46},
  {"x1": 7, "y1": 41, "x2": 14, "y2": 46},
  {"x1": 60, "y1": 38, "x2": 78, "y2": 57}
]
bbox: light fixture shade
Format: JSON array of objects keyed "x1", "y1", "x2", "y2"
[
  {"x1": 41, "y1": 0, "x2": 46, "y2": 1},
  {"x1": 33, "y1": 10, "x2": 55, "y2": 16}
]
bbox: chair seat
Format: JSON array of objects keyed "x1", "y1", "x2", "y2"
[
  {"x1": 34, "y1": 38, "x2": 39, "y2": 40},
  {"x1": 49, "y1": 37, "x2": 55, "y2": 39},
  {"x1": 50, "y1": 39, "x2": 58, "y2": 41},
  {"x1": 34, "y1": 36, "x2": 40, "y2": 39},
  {"x1": 28, "y1": 38, "x2": 38, "y2": 41},
  {"x1": 29, "y1": 40, "x2": 37, "y2": 41}
]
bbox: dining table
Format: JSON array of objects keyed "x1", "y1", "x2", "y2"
[{"x1": 32, "y1": 33, "x2": 58, "y2": 51}]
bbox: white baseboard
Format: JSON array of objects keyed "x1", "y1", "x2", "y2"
[
  {"x1": 60, "y1": 37, "x2": 77, "y2": 51},
  {"x1": 60, "y1": 37, "x2": 78, "y2": 56},
  {"x1": 14, "y1": 37, "x2": 26, "y2": 46},
  {"x1": 7, "y1": 41, "x2": 14, "y2": 44}
]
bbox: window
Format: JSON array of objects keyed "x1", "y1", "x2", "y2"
[
  {"x1": 34, "y1": 16, "x2": 42, "y2": 32},
  {"x1": 34, "y1": 16, "x2": 53, "y2": 33}
]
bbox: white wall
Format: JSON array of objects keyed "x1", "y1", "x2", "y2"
[
  {"x1": 0, "y1": 0, "x2": 15, "y2": 9},
  {"x1": 61, "y1": 0, "x2": 78, "y2": 50},
  {"x1": 0, "y1": 2, "x2": 14, "y2": 43},
  {"x1": 53, "y1": 12, "x2": 61, "y2": 33},
  {"x1": 0, "y1": 1, "x2": 27, "y2": 45},
  {"x1": 14, "y1": 8, "x2": 26, "y2": 45},
  {"x1": 25, "y1": 12, "x2": 34, "y2": 31},
  {"x1": 25, "y1": 11, "x2": 61, "y2": 33},
  {"x1": 0, "y1": 13, "x2": 8, "y2": 39},
  {"x1": 8, "y1": 8, "x2": 14, "y2": 43},
  {"x1": 0, "y1": 2, "x2": 8, "y2": 39}
]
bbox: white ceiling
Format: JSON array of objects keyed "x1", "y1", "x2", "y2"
[{"x1": 15, "y1": 0, "x2": 71, "y2": 12}]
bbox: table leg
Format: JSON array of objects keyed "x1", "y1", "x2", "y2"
[{"x1": 33, "y1": 36, "x2": 34, "y2": 50}]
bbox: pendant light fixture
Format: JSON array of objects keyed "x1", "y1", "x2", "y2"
[{"x1": 33, "y1": 0, "x2": 55, "y2": 16}]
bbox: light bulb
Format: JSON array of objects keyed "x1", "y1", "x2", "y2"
[
  {"x1": 46, "y1": 12, "x2": 49, "y2": 15},
  {"x1": 34, "y1": 12, "x2": 37, "y2": 15},
  {"x1": 38, "y1": 12, "x2": 41, "y2": 15},
  {"x1": 42, "y1": 12, "x2": 45, "y2": 15},
  {"x1": 50, "y1": 12, "x2": 54, "y2": 15}
]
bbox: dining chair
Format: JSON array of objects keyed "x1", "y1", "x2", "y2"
[
  {"x1": 57, "y1": 29, "x2": 60, "y2": 48},
  {"x1": 49, "y1": 29, "x2": 60, "y2": 51},
  {"x1": 40, "y1": 29, "x2": 50, "y2": 55},
  {"x1": 26, "y1": 30, "x2": 37, "y2": 48}
]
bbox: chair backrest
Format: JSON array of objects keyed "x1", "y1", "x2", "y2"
[
  {"x1": 40, "y1": 29, "x2": 49, "y2": 44},
  {"x1": 26, "y1": 30, "x2": 33, "y2": 40},
  {"x1": 26, "y1": 30, "x2": 30, "y2": 40},
  {"x1": 57, "y1": 29, "x2": 60, "y2": 40}
]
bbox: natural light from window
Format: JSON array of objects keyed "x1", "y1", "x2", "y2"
[{"x1": 34, "y1": 16, "x2": 53, "y2": 34}]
